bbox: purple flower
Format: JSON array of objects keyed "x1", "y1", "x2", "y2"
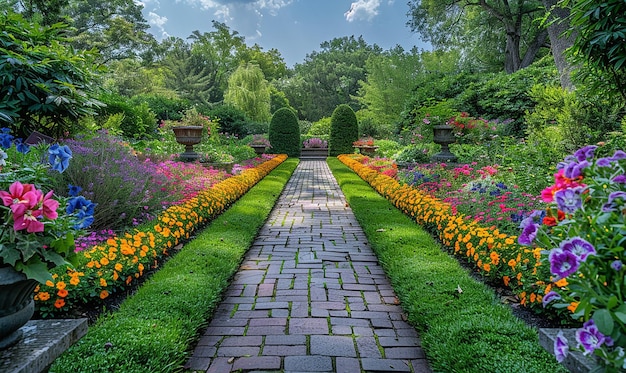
[
  {"x1": 574, "y1": 145, "x2": 597, "y2": 161},
  {"x1": 563, "y1": 160, "x2": 590, "y2": 179},
  {"x1": 560, "y1": 237, "x2": 596, "y2": 262},
  {"x1": 613, "y1": 175, "x2": 626, "y2": 184},
  {"x1": 554, "y1": 187, "x2": 583, "y2": 214},
  {"x1": 549, "y1": 248, "x2": 580, "y2": 279},
  {"x1": 555, "y1": 331, "x2": 569, "y2": 363},
  {"x1": 556, "y1": 155, "x2": 577, "y2": 170},
  {"x1": 576, "y1": 319, "x2": 613, "y2": 356},
  {"x1": 602, "y1": 191, "x2": 626, "y2": 212},
  {"x1": 542, "y1": 291, "x2": 562, "y2": 308},
  {"x1": 518, "y1": 223, "x2": 538, "y2": 246},
  {"x1": 611, "y1": 150, "x2": 626, "y2": 160},
  {"x1": 596, "y1": 157, "x2": 612, "y2": 167},
  {"x1": 611, "y1": 260, "x2": 623, "y2": 271}
]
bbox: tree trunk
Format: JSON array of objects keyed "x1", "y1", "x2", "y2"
[
  {"x1": 542, "y1": 0, "x2": 577, "y2": 90},
  {"x1": 504, "y1": 26, "x2": 522, "y2": 74}
]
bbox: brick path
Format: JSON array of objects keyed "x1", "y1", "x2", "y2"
[{"x1": 185, "y1": 160, "x2": 431, "y2": 372}]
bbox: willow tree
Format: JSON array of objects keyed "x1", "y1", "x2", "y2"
[{"x1": 224, "y1": 62, "x2": 271, "y2": 123}]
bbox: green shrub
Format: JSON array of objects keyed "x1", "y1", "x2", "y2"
[
  {"x1": 97, "y1": 93, "x2": 156, "y2": 139},
  {"x1": 129, "y1": 94, "x2": 189, "y2": 122},
  {"x1": 374, "y1": 139, "x2": 402, "y2": 159},
  {"x1": 308, "y1": 117, "x2": 331, "y2": 137},
  {"x1": 394, "y1": 144, "x2": 433, "y2": 164},
  {"x1": 268, "y1": 107, "x2": 301, "y2": 157},
  {"x1": 207, "y1": 104, "x2": 249, "y2": 138},
  {"x1": 329, "y1": 104, "x2": 359, "y2": 156}
]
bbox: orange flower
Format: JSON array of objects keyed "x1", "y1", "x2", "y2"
[
  {"x1": 99, "y1": 290, "x2": 109, "y2": 299},
  {"x1": 38, "y1": 292, "x2": 51, "y2": 301},
  {"x1": 54, "y1": 299, "x2": 65, "y2": 309},
  {"x1": 56, "y1": 281, "x2": 66, "y2": 290},
  {"x1": 100, "y1": 278, "x2": 108, "y2": 287},
  {"x1": 554, "y1": 278, "x2": 568, "y2": 287},
  {"x1": 57, "y1": 289, "x2": 68, "y2": 298},
  {"x1": 503, "y1": 276, "x2": 510, "y2": 286},
  {"x1": 100, "y1": 257, "x2": 110, "y2": 266},
  {"x1": 45, "y1": 280, "x2": 54, "y2": 287},
  {"x1": 69, "y1": 276, "x2": 80, "y2": 286},
  {"x1": 567, "y1": 301, "x2": 579, "y2": 313}
]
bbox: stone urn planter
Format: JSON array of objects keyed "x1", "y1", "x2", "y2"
[
  {"x1": 172, "y1": 126, "x2": 203, "y2": 160},
  {"x1": 354, "y1": 145, "x2": 379, "y2": 157},
  {"x1": 431, "y1": 124, "x2": 457, "y2": 163},
  {"x1": 0, "y1": 266, "x2": 38, "y2": 350}
]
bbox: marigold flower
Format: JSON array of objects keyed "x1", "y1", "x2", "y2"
[
  {"x1": 54, "y1": 298, "x2": 65, "y2": 308},
  {"x1": 55, "y1": 281, "x2": 66, "y2": 290},
  {"x1": 99, "y1": 290, "x2": 109, "y2": 299},
  {"x1": 39, "y1": 292, "x2": 51, "y2": 301}
]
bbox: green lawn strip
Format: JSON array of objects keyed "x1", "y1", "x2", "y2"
[
  {"x1": 327, "y1": 158, "x2": 565, "y2": 373},
  {"x1": 50, "y1": 159, "x2": 299, "y2": 373}
]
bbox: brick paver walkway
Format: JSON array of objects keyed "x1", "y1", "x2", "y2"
[{"x1": 185, "y1": 160, "x2": 431, "y2": 372}]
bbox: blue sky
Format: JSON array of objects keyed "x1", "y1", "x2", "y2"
[{"x1": 138, "y1": 0, "x2": 430, "y2": 67}]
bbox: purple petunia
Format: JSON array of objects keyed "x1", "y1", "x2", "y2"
[
  {"x1": 613, "y1": 175, "x2": 626, "y2": 184},
  {"x1": 576, "y1": 319, "x2": 613, "y2": 356},
  {"x1": 549, "y1": 248, "x2": 580, "y2": 279},
  {"x1": 560, "y1": 237, "x2": 596, "y2": 262},
  {"x1": 555, "y1": 331, "x2": 569, "y2": 363},
  {"x1": 574, "y1": 145, "x2": 597, "y2": 162},
  {"x1": 554, "y1": 187, "x2": 583, "y2": 214},
  {"x1": 601, "y1": 191, "x2": 626, "y2": 213},
  {"x1": 542, "y1": 291, "x2": 562, "y2": 308},
  {"x1": 518, "y1": 223, "x2": 538, "y2": 246},
  {"x1": 563, "y1": 160, "x2": 590, "y2": 179},
  {"x1": 611, "y1": 150, "x2": 626, "y2": 161},
  {"x1": 611, "y1": 260, "x2": 623, "y2": 272}
]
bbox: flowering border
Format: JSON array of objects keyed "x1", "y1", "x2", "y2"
[
  {"x1": 337, "y1": 154, "x2": 556, "y2": 310},
  {"x1": 34, "y1": 155, "x2": 288, "y2": 316}
]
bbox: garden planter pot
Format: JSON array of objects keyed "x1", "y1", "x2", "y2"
[
  {"x1": 300, "y1": 148, "x2": 328, "y2": 160},
  {"x1": 172, "y1": 126, "x2": 203, "y2": 160},
  {"x1": 431, "y1": 124, "x2": 458, "y2": 162},
  {"x1": 0, "y1": 266, "x2": 38, "y2": 350},
  {"x1": 250, "y1": 145, "x2": 267, "y2": 156},
  {"x1": 354, "y1": 146, "x2": 378, "y2": 157}
]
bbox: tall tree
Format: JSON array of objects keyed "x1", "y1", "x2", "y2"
[
  {"x1": 356, "y1": 46, "x2": 421, "y2": 129},
  {"x1": 291, "y1": 36, "x2": 381, "y2": 121},
  {"x1": 64, "y1": 0, "x2": 154, "y2": 63},
  {"x1": 224, "y1": 63, "x2": 271, "y2": 123},
  {"x1": 542, "y1": 0, "x2": 576, "y2": 90},
  {"x1": 407, "y1": 0, "x2": 548, "y2": 73}
]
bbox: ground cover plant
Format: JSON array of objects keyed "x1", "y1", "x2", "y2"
[
  {"x1": 49, "y1": 159, "x2": 298, "y2": 372},
  {"x1": 33, "y1": 154, "x2": 288, "y2": 318},
  {"x1": 328, "y1": 157, "x2": 564, "y2": 372}
]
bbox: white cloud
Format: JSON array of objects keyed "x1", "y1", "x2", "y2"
[
  {"x1": 147, "y1": 11, "x2": 169, "y2": 38},
  {"x1": 344, "y1": 0, "x2": 381, "y2": 22}
]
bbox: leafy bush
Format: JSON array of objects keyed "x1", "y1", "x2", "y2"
[
  {"x1": 307, "y1": 117, "x2": 331, "y2": 137},
  {"x1": 394, "y1": 144, "x2": 434, "y2": 164},
  {"x1": 53, "y1": 132, "x2": 174, "y2": 231},
  {"x1": 97, "y1": 93, "x2": 157, "y2": 139},
  {"x1": 329, "y1": 104, "x2": 358, "y2": 156},
  {"x1": 207, "y1": 104, "x2": 249, "y2": 138},
  {"x1": 268, "y1": 107, "x2": 301, "y2": 157},
  {"x1": 129, "y1": 93, "x2": 189, "y2": 122},
  {"x1": 0, "y1": 12, "x2": 102, "y2": 138},
  {"x1": 373, "y1": 139, "x2": 402, "y2": 159}
]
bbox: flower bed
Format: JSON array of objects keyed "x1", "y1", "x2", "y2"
[
  {"x1": 33, "y1": 154, "x2": 288, "y2": 316},
  {"x1": 337, "y1": 154, "x2": 551, "y2": 311}
]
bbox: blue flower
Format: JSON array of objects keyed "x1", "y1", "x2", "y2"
[
  {"x1": 495, "y1": 182, "x2": 507, "y2": 189},
  {"x1": 68, "y1": 184, "x2": 83, "y2": 197},
  {"x1": 66, "y1": 196, "x2": 96, "y2": 229},
  {"x1": 0, "y1": 132, "x2": 13, "y2": 149},
  {"x1": 48, "y1": 144, "x2": 73, "y2": 173},
  {"x1": 14, "y1": 138, "x2": 30, "y2": 154},
  {"x1": 611, "y1": 260, "x2": 623, "y2": 272}
]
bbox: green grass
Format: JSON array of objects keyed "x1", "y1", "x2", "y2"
[
  {"x1": 327, "y1": 157, "x2": 565, "y2": 373},
  {"x1": 50, "y1": 159, "x2": 299, "y2": 373}
]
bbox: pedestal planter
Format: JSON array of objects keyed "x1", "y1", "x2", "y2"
[
  {"x1": 354, "y1": 146, "x2": 379, "y2": 157},
  {"x1": 0, "y1": 266, "x2": 38, "y2": 350},
  {"x1": 172, "y1": 126, "x2": 203, "y2": 161},
  {"x1": 431, "y1": 124, "x2": 458, "y2": 163},
  {"x1": 250, "y1": 145, "x2": 267, "y2": 156}
]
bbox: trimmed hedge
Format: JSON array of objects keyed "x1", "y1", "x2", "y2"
[
  {"x1": 329, "y1": 104, "x2": 358, "y2": 156},
  {"x1": 269, "y1": 107, "x2": 301, "y2": 157}
]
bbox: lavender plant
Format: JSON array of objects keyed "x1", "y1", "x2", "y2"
[{"x1": 53, "y1": 132, "x2": 174, "y2": 232}]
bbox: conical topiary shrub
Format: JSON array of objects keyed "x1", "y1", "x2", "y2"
[
  {"x1": 268, "y1": 107, "x2": 301, "y2": 157},
  {"x1": 329, "y1": 104, "x2": 358, "y2": 156}
]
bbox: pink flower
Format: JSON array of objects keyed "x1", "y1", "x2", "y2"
[
  {"x1": 39, "y1": 190, "x2": 59, "y2": 220},
  {"x1": 0, "y1": 181, "x2": 35, "y2": 209}
]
